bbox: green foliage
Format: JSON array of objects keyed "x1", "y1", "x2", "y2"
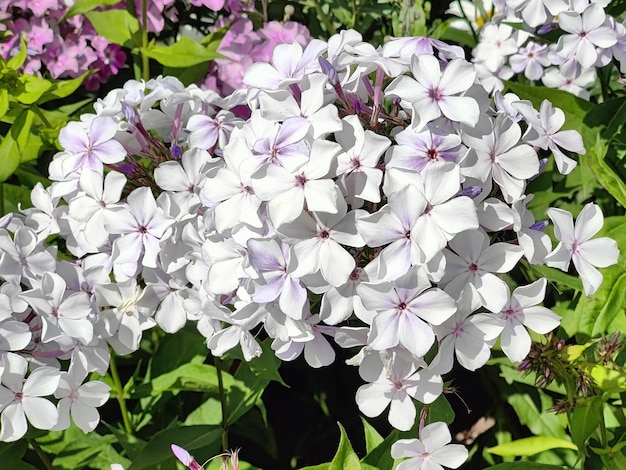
[
  {"x1": 142, "y1": 37, "x2": 222, "y2": 68},
  {"x1": 487, "y1": 437, "x2": 578, "y2": 457}
]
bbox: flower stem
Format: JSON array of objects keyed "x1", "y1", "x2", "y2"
[
  {"x1": 28, "y1": 438, "x2": 54, "y2": 470},
  {"x1": 109, "y1": 353, "x2": 133, "y2": 435},
  {"x1": 215, "y1": 356, "x2": 229, "y2": 451},
  {"x1": 141, "y1": 0, "x2": 150, "y2": 82}
]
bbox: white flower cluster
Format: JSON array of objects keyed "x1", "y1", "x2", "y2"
[
  {"x1": 448, "y1": 0, "x2": 626, "y2": 98},
  {"x1": 0, "y1": 29, "x2": 618, "y2": 465}
]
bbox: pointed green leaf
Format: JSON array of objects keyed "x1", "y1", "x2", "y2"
[
  {"x1": 7, "y1": 36, "x2": 27, "y2": 70},
  {"x1": 143, "y1": 37, "x2": 222, "y2": 68},
  {"x1": 0, "y1": 88, "x2": 9, "y2": 119},
  {"x1": 85, "y1": 10, "x2": 140, "y2": 47},
  {"x1": 0, "y1": 109, "x2": 35, "y2": 182},
  {"x1": 328, "y1": 423, "x2": 361, "y2": 470},
  {"x1": 569, "y1": 396, "x2": 602, "y2": 450},
  {"x1": 38, "y1": 72, "x2": 91, "y2": 104},
  {"x1": 487, "y1": 436, "x2": 577, "y2": 457},
  {"x1": 61, "y1": 0, "x2": 121, "y2": 20},
  {"x1": 361, "y1": 417, "x2": 383, "y2": 454},
  {"x1": 484, "y1": 463, "x2": 568, "y2": 469}
]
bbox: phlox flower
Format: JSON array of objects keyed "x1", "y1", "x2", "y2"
[
  {"x1": 386, "y1": 126, "x2": 466, "y2": 173},
  {"x1": 69, "y1": 169, "x2": 126, "y2": 249},
  {"x1": 280, "y1": 198, "x2": 364, "y2": 287},
  {"x1": 462, "y1": 114, "x2": 539, "y2": 203},
  {"x1": 0, "y1": 355, "x2": 60, "y2": 441},
  {"x1": 356, "y1": 354, "x2": 442, "y2": 431},
  {"x1": 246, "y1": 238, "x2": 308, "y2": 320},
  {"x1": 57, "y1": 116, "x2": 126, "y2": 177},
  {"x1": 243, "y1": 40, "x2": 327, "y2": 90},
  {"x1": 20, "y1": 272, "x2": 94, "y2": 345},
  {"x1": 391, "y1": 421, "x2": 468, "y2": 470},
  {"x1": 271, "y1": 313, "x2": 337, "y2": 368},
  {"x1": 53, "y1": 367, "x2": 110, "y2": 433},
  {"x1": 386, "y1": 55, "x2": 479, "y2": 130},
  {"x1": 556, "y1": 3, "x2": 617, "y2": 68},
  {"x1": 442, "y1": 229, "x2": 524, "y2": 312},
  {"x1": 335, "y1": 115, "x2": 390, "y2": 207},
  {"x1": 492, "y1": 278, "x2": 560, "y2": 362},
  {"x1": 357, "y1": 267, "x2": 457, "y2": 359},
  {"x1": 545, "y1": 203, "x2": 619, "y2": 295},
  {"x1": 514, "y1": 100, "x2": 585, "y2": 175},
  {"x1": 432, "y1": 287, "x2": 503, "y2": 373},
  {"x1": 105, "y1": 187, "x2": 175, "y2": 278}
]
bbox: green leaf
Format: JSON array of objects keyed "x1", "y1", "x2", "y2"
[
  {"x1": 487, "y1": 436, "x2": 577, "y2": 457},
  {"x1": 360, "y1": 430, "x2": 399, "y2": 470},
  {"x1": 498, "y1": 363, "x2": 566, "y2": 395},
  {"x1": 102, "y1": 423, "x2": 147, "y2": 461},
  {"x1": 591, "y1": 365, "x2": 626, "y2": 393},
  {"x1": 585, "y1": 135, "x2": 626, "y2": 208},
  {"x1": 1, "y1": 183, "x2": 32, "y2": 213},
  {"x1": 227, "y1": 360, "x2": 270, "y2": 424},
  {"x1": 525, "y1": 264, "x2": 583, "y2": 292},
  {"x1": 327, "y1": 423, "x2": 361, "y2": 470},
  {"x1": 0, "y1": 88, "x2": 8, "y2": 119},
  {"x1": 143, "y1": 37, "x2": 222, "y2": 68},
  {"x1": 38, "y1": 72, "x2": 91, "y2": 104},
  {"x1": 128, "y1": 425, "x2": 222, "y2": 470},
  {"x1": 16, "y1": 75, "x2": 54, "y2": 105},
  {"x1": 504, "y1": 82, "x2": 593, "y2": 124},
  {"x1": 0, "y1": 109, "x2": 35, "y2": 183},
  {"x1": 223, "y1": 338, "x2": 286, "y2": 386},
  {"x1": 7, "y1": 36, "x2": 27, "y2": 70},
  {"x1": 150, "y1": 326, "x2": 207, "y2": 377},
  {"x1": 49, "y1": 431, "x2": 117, "y2": 469},
  {"x1": 85, "y1": 10, "x2": 140, "y2": 47},
  {"x1": 361, "y1": 417, "x2": 383, "y2": 454},
  {"x1": 507, "y1": 391, "x2": 570, "y2": 440},
  {"x1": 484, "y1": 464, "x2": 568, "y2": 469},
  {"x1": 133, "y1": 363, "x2": 223, "y2": 397},
  {"x1": 61, "y1": 0, "x2": 121, "y2": 20},
  {"x1": 185, "y1": 397, "x2": 223, "y2": 426},
  {"x1": 568, "y1": 396, "x2": 602, "y2": 450}
]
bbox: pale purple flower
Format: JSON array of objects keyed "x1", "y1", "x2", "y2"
[
  {"x1": 556, "y1": 3, "x2": 617, "y2": 68},
  {"x1": 386, "y1": 55, "x2": 479, "y2": 130},
  {"x1": 391, "y1": 421, "x2": 468, "y2": 470},
  {"x1": 545, "y1": 203, "x2": 619, "y2": 295},
  {"x1": 0, "y1": 356, "x2": 60, "y2": 441},
  {"x1": 57, "y1": 116, "x2": 127, "y2": 177},
  {"x1": 493, "y1": 278, "x2": 561, "y2": 362}
]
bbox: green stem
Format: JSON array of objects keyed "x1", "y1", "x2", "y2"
[
  {"x1": 599, "y1": 400, "x2": 608, "y2": 448},
  {"x1": 110, "y1": 353, "x2": 133, "y2": 434},
  {"x1": 308, "y1": 0, "x2": 336, "y2": 35},
  {"x1": 0, "y1": 183, "x2": 4, "y2": 216},
  {"x1": 31, "y1": 105, "x2": 52, "y2": 128},
  {"x1": 28, "y1": 438, "x2": 54, "y2": 470},
  {"x1": 215, "y1": 356, "x2": 229, "y2": 451},
  {"x1": 141, "y1": 0, "x2": 150, "y2": 82}
]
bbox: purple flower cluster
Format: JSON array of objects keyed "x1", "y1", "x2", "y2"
[
  {"x1": 0, "y1": 0, "x2": 126, "y2": 90},
  {"x1": 202, "y1": 19, "x2": 312, "y2": 95},
  {"x1": 0, "y1": 0, "x2": 312, "y2": 95}
]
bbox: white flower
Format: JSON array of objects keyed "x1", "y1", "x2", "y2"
[
  {"x1": 53, "y1": 367, "x2": 110, "y2": 433},
  {"x1": 0, "y1": 355, "x2": 60, "y2": 441},
  {"x1": 391, "y1": 421, "x2": 468, "y2": 470},
  {"x1": 545, "y1": 203, "x2": 619, "y2": 295},
  {"x1": 491, "y1": 278, "x2": 561, "y2": 362}
]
